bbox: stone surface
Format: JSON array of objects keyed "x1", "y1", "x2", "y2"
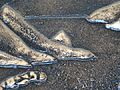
[{"x1": 0, "y1": 0, "x2": 120, "y2": 90}]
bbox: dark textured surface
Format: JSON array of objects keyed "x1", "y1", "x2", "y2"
[{"x1": 0, "y1": 0, "x2": 120, "y2": 90}]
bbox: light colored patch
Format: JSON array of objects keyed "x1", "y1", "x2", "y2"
[
  {"x1": 17, "y1": 79, "x2": 29, "y2": 85},
  {"x1": 1, "y1": 4, "x2": 96, "y2": 61},
  {"x1": 0, "y1": 14, "x2": 55, "y2": 65},
  {"x1": 30, "y1": 71, "x2": 37, "y2": 80},
  {"x1": 118, "y1": 83, "x2": 120, "y2": 90},
  {"x1": 2, "y1": 8, "x2": 10, "y2": 23},
  {"x1": 5, "y1": 77, "x2": 16, "y2": 88},
  {"x1": 0, "y1": 85, "x2": 3, "y2": 90},
  {"x1": 0, "y1": 82, "x2": 5, "y2": 88},
  {"x1": 39, "y1": 72, "x2": 47, "y2": 81},
  {"x1": 30, "y1": 51, "x2": 55, "y2": 63},
  {"x1": 105, "y1": 19, "x2": 120, "y2": 31},
  {"x1": 14, "y1": 76, "x2": 21, "y2": 80},
  {"x1": 87, "y1": 1, "x2": 120, "y2": 23},
  {"x1": 21, "y1": 74, "x2": 29, "y2": 79},
  {"x1": 86, "y1": 19, "x2": 108, "y2": 23},
  {"x1": 0, "y1": 50, "x2": 31, "y2": 68},
  {"x1": 52, "y1": 30, "x2": 72, "y2": 47}
]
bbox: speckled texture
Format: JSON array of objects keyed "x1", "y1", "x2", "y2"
[
  {"x1": 0, "y1": 0, "x2": 120, "y2": 90},
  {"x1": 87, "y1": 1, "x2": 120, "y2": 23}
]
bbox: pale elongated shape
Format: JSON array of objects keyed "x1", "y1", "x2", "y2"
[
  {"x1": 86, "y1": 1, "x2": 120, "y2": 23},
  {"x1": 1, "y1": 5, "x2": 96, "y2": 61},
  {"x1": 0, "y1": 20, "x2": 56, "y2": 65},
  {"x1": 105, "y1": 18, "x2": 120, "y2": 31},
  {"x1": 0, "y1": 85, "x2": 3, "y2": 90},
  {"x1": 0, "y1": 71, "x2": 47, "y2": 89},
  {"x1": 118, "y1": 83, "x2": 120, "y2": 90},
  {"x1": 0, "y1": 50, "x2": 31, "y2": 68},
  {"x1": 52, "y1": 30, "x2": 72, "y2": 47}
]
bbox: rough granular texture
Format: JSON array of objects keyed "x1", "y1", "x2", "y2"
[{"x1": 0, "y1": 0, "x2": 120, "y2": 90}]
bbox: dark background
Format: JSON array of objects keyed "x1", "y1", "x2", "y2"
[{"x1": 0, "y1": 0, "x2": 120, "y2": 90}]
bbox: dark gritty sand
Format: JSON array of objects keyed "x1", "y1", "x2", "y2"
[{"x1": 0, "y1": 0, "x2": 120, "y2": 90}]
